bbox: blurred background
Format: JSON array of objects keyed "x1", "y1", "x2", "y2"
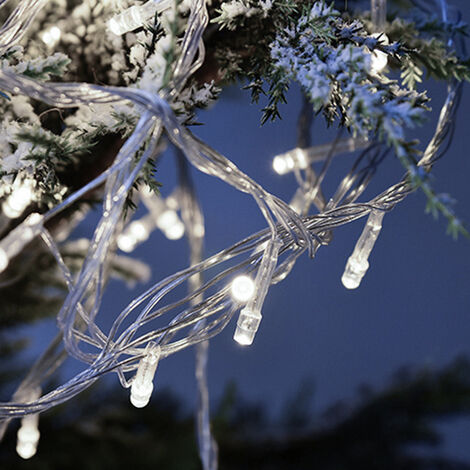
[{"x1": 1, "y1": 1, "x2": 470, "y2": 468}]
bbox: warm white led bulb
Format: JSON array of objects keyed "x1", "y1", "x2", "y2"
[
  {"x1": 130, "y1": 343, "x2": 161, "y2": 408},
  {"x1": 231, "y1": 275, "x2": 255, "y2": 302},
  {"x1": 370, "y1": 33, "x2": 389, "y2": 74}
]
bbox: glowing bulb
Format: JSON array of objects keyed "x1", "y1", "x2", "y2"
[
  {"x1": 2, "y1": 181, "x2": 35, "y2": 219},
  {"x1": 231, "y1": 275, "x2": 255, "y2": 302},
  {"x1": 129, "y1": 221, "x2": 149, "y2": 242},
  {"x1": 117, "y1": 234, "x2": 136, "y2": 253},
  {"x1": 157, "y1": 210, "x2": 179, "y2": 231},
  {"x1": 233, "y1": 238, "x2": 282, "y2": 345},
  {"x1": 233, "y1": 308, "x2": 261, "y2": 346},
  {"x1": 16, "y1": 388, "x2": 41, "y2": 460},
  {"x1": 370, "y1": 33, "x2": 389, "y2": 74},
  {"x1": 341, "y1": 256, "x2": 369, "y2": 289},
  {"x1": 130, "y1": 343, "x2": 161, "y2": 408},
  {"x1": 273, "y1": 154, "x2": 294, "y2": 175},
  {"x1": 164, "y1": 221, "x2": 185, "y2": 240},
  {"x1": 16, "y1": 421, "x2": 40, "y2": 459},
  {"x1": 41, "y1": 26, "x2": 61, "y2": 48},
  {"x1": 0, "y1": 212, "x2": 44, "y2": 273},
  {"x1": 341, "y1": 209, "x2": 385, "y2": 289},
  {"x1": 107, "y1": 2, "x2": 156, "y2": 35},
  {"x1": 0, "y1": 247, "x2": 8, "y2": 272}
]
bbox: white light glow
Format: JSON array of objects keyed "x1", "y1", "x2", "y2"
[
  {"x1": 130, "y1": 343, "x2": 160, "y2": 408},
  {"x1": 231, "y1": 275, "x2": 255, "y2": 302},
  {"x1": 41, "y1": 26, "x2": 61, "y2": 48},
  {"x1": 157, "y1": 210, "x2": 179, "y2": 230},
  {"x1": 164, "y1": 221, "x2": 185, "y2": 240},
  {"x1": 233, "y1": 308, "x2": 261, "y2": 346},
  {"x1": 370, "y1": 33, "x2": 389, "y2": 74},
  {"x1": 129, "y1": 221, "x2": 149, "y2": 242},
  {"x1": 0, "y1": 247, "x2": 8, "y2": 272},
  {"x1": 273, "y1": 154, "x2": 294, "y2": 175},
  {"x1": 117, "y1": 234, "x2": 136, "y2": 253},
  {"x1": 2, "y1": 182, "x2": 35, "y2": 219},
  {"x1": 16, "y1": 422, "x2": 40, "y2": 459}
]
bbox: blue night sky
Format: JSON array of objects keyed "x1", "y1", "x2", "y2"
[{"x1": 29, "y1": 0, "x2": 470, "y2": 462}]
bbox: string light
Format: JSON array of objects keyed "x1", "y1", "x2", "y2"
[
  {"x1": 0, "y1": 2, "x2": 460, "y2": 469},
  {"x1": 342, "y1": 209, "x2": 385, "y2": 289},
  {"x1": 130, "y1": 343, "x2": 161, "y2": 408}
]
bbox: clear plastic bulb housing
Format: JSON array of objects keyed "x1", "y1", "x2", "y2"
[{"x1": 130, "y1": 342, "x2": 161, "y2": 408}]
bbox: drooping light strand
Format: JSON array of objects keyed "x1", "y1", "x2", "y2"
[
  {"x1": 272, "y1": 139, "x2": 369, "y2": 175},
  {"x1": 16, "y1": 388, "x2": 41, "y2": 460},
  {"x1": 0, "y1": 213, "x2": 44, "y2": 273},
  {"x1": 342, "y1": 209, "x2": 385, "y2": 289},
  {"x1": 234, "y1": 238, "x2": 282, "y2": 346},
  {"x1": 130, "y1": 342, "x2": 161, "y2": 408}
]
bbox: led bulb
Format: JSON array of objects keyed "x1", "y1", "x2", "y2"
[
  {"x1": 233, "y1": 238, "x2": 282, "y2": 345},
  {"x1": 273, "y1": 154, "x2": 295, "y2": 175},
  {"x1": 117, "y1": 233, "x2": 136, "y2": 253},
  {"x1": 41, "y1": 26, "x2": 61, "y2": 48},
  {"x1": 0, "y1": 212, "x2": 44, "y2": 273},
  {"x1": 164, "y1": 220, "x2": 185, "y2": 240},
  {"x1": 130, "y1": 343, "x2": 161, "y2": 408},
  {"x1": 0, "y1": 247, "x2": 8, "y2": 272},
  {"x1": 129, "y1": 221, "x2": 149, "y2": 242},
  {"x1": 2, "y1": 181, "x2": 35, "y2": 219},
  {"x1": 231, "y1": 275, "x2": 255, "y2": 302},
  {"x1": 16, "y1": 421, "x2": 40, "y2": 459},
  {"x1": 370, "y1": 33, "x2": 389, "y2": 74},
  {"x1": 341, "y1": 209, "x2": 384, "y2": 289},
  {"x1": 233, "y1": 308, "x2": 261, "y2": 346},
  {"x1": 157, "y1": 210, "x2": 179, "y2": 231},
  {"x1": 16, "y1": 388, "x2": 41, "y2": 460},
  {"x1": 108, "y1": 2, "x2": 156, "y2": 35},
  {"x1": 341, "y1": 256, "x2": 369, "y2": 289}
]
